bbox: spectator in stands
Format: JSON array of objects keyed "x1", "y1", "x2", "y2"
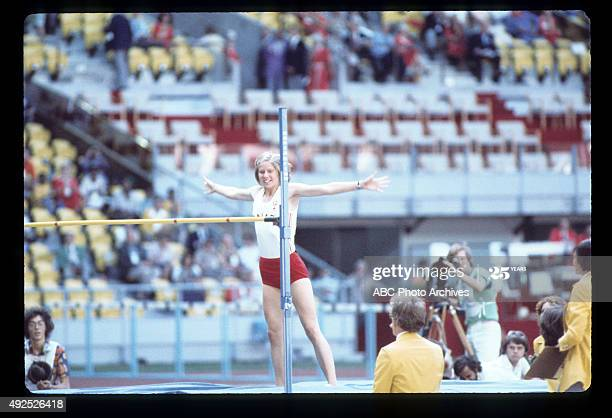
[
  {"x1": 117, "y1": 226, "x2": 147, "y2": 283},
  {"x1": 150, "y1": 13, "x2": 174, "y2": 48},
  {"x1": 393, "y1": 26, "x2": 422, "y2": 82},
  {"x1": 24, "y1": 307, "x2": 70, "y2": 391},
  {"x1": 453, "y1": 355, "x2": 483, "y2": 380},
  {"x1": 199, "y1": 26, "x2": 225, "y2": 55},
  {"x1": 32, "y1": 173, "x2": 55, "y2": 214},
  {"x1": 256, "y1": 29, "x2": 270, "y2": 89},
  {"x1": 538, "y1": 11, "x2": 561, "y2": 46},
  {"x1": 295, "y1": 141, "x2": 315, "y2": 172},
  {"x1": 503, "y1": 11, "x2": 539, "y2": 43},
  {"x1": 481, "y1": 330, "x2": 530, "y2": 380},
  {"x1": 55, "y1": 232, "x2": 92, "y2": 281},
  {"x1": 307, "y1": 33, "x2": 333, "y2": 90},
  {"x1": 373, "y1": 295, "x2": 445, "y2": 392},
  {"x1": 444, "y1": 15, "x2": 467, "y2": 68},
  {"x1": 129, "y1": 13, "x2": 153, "y2": 48},
  {"x1": 548, "y1": 217, "x2": 579, "y2": 253},
  {"x1": 105, "y1": 13, "x2": 133, "y2": 105},
  {"x1": 146, "y1": 233, "x2": 175, "y2": 280},
  {"x1": 557, "y1": 239, "x2": 591, "y2": 392},
  {"x1": 162, "y1": 188, "x2": 179, "y2": 218},
  {"x1": 52, "y1": 165, "x2": 82, "y2": 211},
  {"x1": 312, "y1": 268, "x2": 340, "y2": 303},
  {"x1": 185, "y1": 224, "x2": 210, "y2": 256},
  {"x1": 194, "y1": 239, "x2": 223, "y2": 277},
  {"x1": 355, "y1": 141, "x2": 381, "y2": 173},
  {"x1": 466, "y1": 21, "x2": 501, "y2": 83},
  {"x1": 343, "y1": 20, "x2": 372, "y2": 82},
  {"x1": 237, "y1": 233, "x2": 261, "y2": 282},
  {"x1": 341, "y1": 258, "x2": 368, "y2": 303},
  {"x1": 264, "y1": 30, "x2": 288, "y2": 102},
  {"x1": 285, "y1": 27, "x2": 309, "y2": 90},
  {"x1": 79, "y1": 169, "x2": 108, "y2": 211},
  {"x1": 143, "y1": 196, "x2": 170, "y2": 236},
  {"x1": 421, "y1": 11, "x2": 446, "y2": 60},
  {"x1": 370, "y1": 25, "x2": 394, "y2": 83},
  {"x1": 109, "y1": 182, "x2": 134, "y2": 219},
  {"x1": 449, "y1": 243, "x2": 501, "y2": 363},
  {"x1": 79, "y1": 149, "x2": 110, "y2": 178},
  {"x1": 172, "y1": 252, "x2": 204, "y2": 301},
  {"x1": 24, "y1": 149, "x2": 35, "y2": 182},
  {"x1": 218, "y1": 233, "x2": 242, "y2": 278}
]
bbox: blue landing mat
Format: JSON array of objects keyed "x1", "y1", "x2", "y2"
[{"x1": 37, "y1": 379, "x2": 549, "y2": 394}]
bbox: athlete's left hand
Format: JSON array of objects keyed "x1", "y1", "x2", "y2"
[{"x1": 361, "y1": 172, "x2": 390, "y2": 192}]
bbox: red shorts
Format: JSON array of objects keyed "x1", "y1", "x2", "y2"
[{"x1": 259, "y1": 252, "x2": 310, "y2": 289}]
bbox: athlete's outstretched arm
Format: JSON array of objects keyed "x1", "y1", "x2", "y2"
[
  {"x1": 290, "y1": 172, "x2": 390, "y2": 198},
  {"x1": 203, "y1": 177, "x2": 254, "y2": 201}
]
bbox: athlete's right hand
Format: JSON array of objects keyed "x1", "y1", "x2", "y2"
[{"x1": 203, "y1": 177, "x2": 216, "y2": 194}]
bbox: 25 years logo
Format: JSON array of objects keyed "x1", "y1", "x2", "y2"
[{"x1": 488, "y1": 266, "x2": 527, "y2": 280}]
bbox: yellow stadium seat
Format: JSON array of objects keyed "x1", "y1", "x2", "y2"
[
  {"x1": 89, "y1": 278, "x2": 115, "y2": 303},
  {"x1": 556, "y1": 48, "x2": 578, "y2": 79},
  {"x1": 172, "y1": 45, "x2": 193, "y2": 80},
  {"x1": 279, "y1": 13, "x2": 300, "y2": 30},
  {"x1": 45, "y1": 45, "x2": 68, "y2": 80},
  {"x1": 90, "y1": 241, "x2": 115, "y2": 271},
  {"x1": 579, "y1": 50, "x2": 591, "y2": 75},
  {"x1": 30, "y1": 206, "x2": 56, "y2": 237},
  {"x1": 35, "y1": 261, "x2": 60, "y2": 287},
  {"x1": 59, "y1": 13, "x2": 83, "y2": 39},
  {"x1": 85, "y1": 225, "x2": 110, "y2": 241},
  {"x1": 51, "y1": 156, "x2": 73, "y2": 174},
  {"x1": 128, "y1": 47, "x2": 150, "y2": 77},
  {"x1": 32, "y1": 182, "x2": 52, "y2": 207},
  {"x1": 533, "y1": 38, "x2": 552, "y2": 50},
  {"x1": 25, "y1": 123, "x2": 51, "y2": 144},
  {"x1": 96, "y1": 302, "x2": 122, "y2": 318},
  {"x1": 65, "y1": 278, "x2": 90, "y2": 304},
  {"x1": 28, "y1": 140, "x2": 54, "y2": 160},
  {"x1": 25, "y1": 290, "x2": 42, "y2": 309},
  {"x1": 382, "y1": 11, "x2": 408, "y2": 25},
  {"x1": 535, "y1": 47, "x2": 554, "y2": 78},
  {"x1": 83, "y1": 14, "x2": 107, "y2": 52},
  {"x1": 57, "y1": 207, "x2": 81, "y2": 221},
  {"x1": 52, "y1": 139, "x2": 78, "y2": 160},
  {"x1": 83, "y1": 208, "x2": 107, "y2": 220},
  {"x1": 260, "y1": 12, "x2": 280, "y2": 30},
  {"x1": 512, "y1": 38, "x2": 529, "y2": 49},
  {"x1": 24, "y1": 43, "x2": 45, "y2": 77},
  {"x1": 405, "y1": 11, "x2": 424, "y2": 35},
  {"x1": 152, "y1": 278, "x2": 177, "y2": 302},
  {"x1": 25, "y1": 267, "x2": 36, "y2": 288},
  {"x1": 148, "y1": 47, "x2": 172, "y2": 81},
  {"x1": 512, "y1": 47, "x2": 534, "y2": 79},
  {"x1": 30, "y1": 242, "x2": 54, "y2": 263},
  {"x1": 192, "y1": 47, "x2": 215, "y2": 80}
]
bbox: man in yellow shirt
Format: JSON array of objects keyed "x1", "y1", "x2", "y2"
[
  {"x1": 373, "y1": 295, "x2": 445, "y2": 393},
  {"x1": 557, "y1": 239, "x2": 591, "y2": 392}
]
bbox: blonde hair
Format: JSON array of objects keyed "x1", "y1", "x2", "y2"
[
  {"x1": 254, "y1": 152, "x2": 293, "y2": 184},
  {"x1": 447, "y1": 242, "x2": 474, "y2": 268}
]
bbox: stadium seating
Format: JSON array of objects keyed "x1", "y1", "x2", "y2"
[
  {"x1": 148, "y1": 47, "x2": 173, "y2": 81},
  {"x1": 128, "y1": 47, "x2": 150, "y2": 79},
  {"x1": 59, "y1": 13, "x2": 83, "y2": 42}
]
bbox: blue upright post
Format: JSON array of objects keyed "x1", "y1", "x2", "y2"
[
  {"x1": 130, "y1": 303, "x2": 139, "y2": 377},
  {"x1": 279, "y1": 107, "x2": 293, "y2": 393},
  {"x1": 85, "y1": 302, "x2": 93, "y2": 375},
  {"x1": 175, "y1": 299, "x2": 185, "y2": 376},
  {"x1": 365, "y1": 307, "x2": 377, "y2": 379}
]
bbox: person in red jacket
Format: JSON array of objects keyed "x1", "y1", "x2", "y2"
[
  {"x1": 150, "y1": 13, "x2": 174, "y2": 48},
  {"x1": 52, "y1": 164, "x2": 82, "y2": 210},
  {"x1": 548, "y1": 217, "x2": 579, "y2": 254}
]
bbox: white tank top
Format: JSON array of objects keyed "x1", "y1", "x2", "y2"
[
  {"x1": 251, "y1": 186, "x2": 298, "y2": 258},
  {"x1": 24, "y1": 339, "x2": 59, "y2": 391}
]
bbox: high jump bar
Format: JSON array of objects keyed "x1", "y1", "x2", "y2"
[{"x1": 24, "y1": 216, "x2": 279, "y2": 228}]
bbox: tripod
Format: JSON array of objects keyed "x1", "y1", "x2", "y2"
[{"x1": 423, "y1": 301, "x2": 475, "y2": 357}]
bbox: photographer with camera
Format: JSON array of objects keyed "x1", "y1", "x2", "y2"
[
  {"x1": 447, "y1": 243, "x2": 501, "y2": 363},
  {"x1": 24, "y1": 307, "x2": 70, "y2": 391}
]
